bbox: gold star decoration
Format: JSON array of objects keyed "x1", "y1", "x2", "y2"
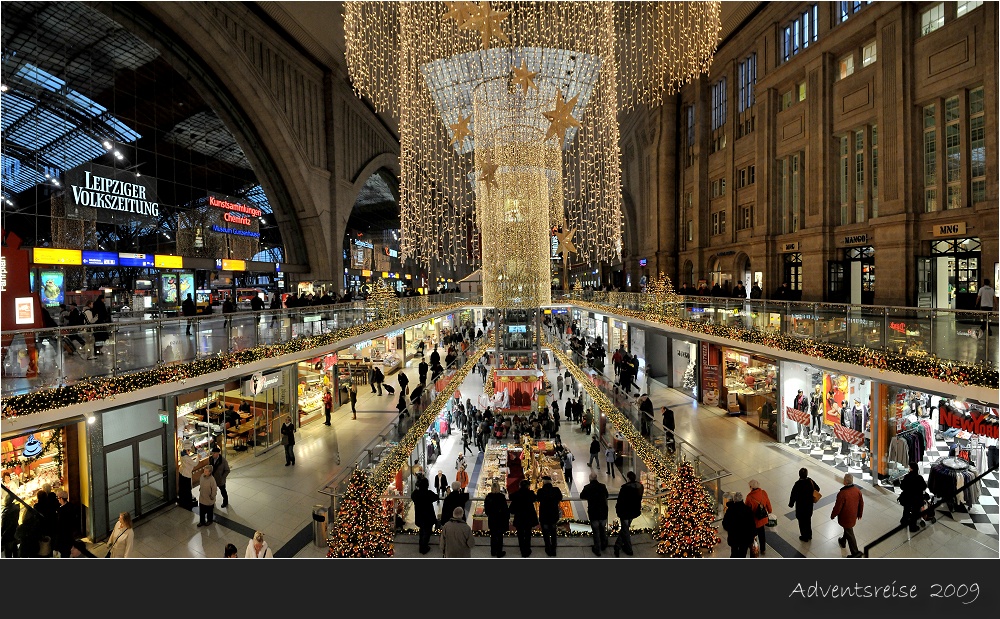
[
  {"x1": 510, "y1": 58, "x2": 539, "y2": 95},
  {"x1": 441, "y1": 1, "x2": 477, "y2": 26},
  {"x1": 542, "y1": 90, "x2": 582, "y2": 143},
  {"x1": 449, "y1": 113, "x2": 473, "y2": 147},
  {"x1": 459, "y1": 1, "x2": 510, "y2": 50},
  {"x1": 478, "y1": 159, "x2": 499, "y2": 191},
  {"x1": 556, "y1": 220, "x2": 577, "y2": 258}
]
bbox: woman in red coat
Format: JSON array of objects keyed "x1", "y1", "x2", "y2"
[{"x1": 745, "y1": 479, "x2": 773, "y2": 555}]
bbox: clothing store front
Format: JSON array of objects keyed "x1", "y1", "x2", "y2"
[
  {"x1": 297, "y1": 354, "x2": 336, "y2": 426},
  {"x1": 721, "y1": 348, "x2": 778, "y2": 436},
  {"x1": 2, "y1": 421, "x2": 88, "y2": 546},
  {"x1": 610, "y1": 319, "x2": 628, "y2": 357}
]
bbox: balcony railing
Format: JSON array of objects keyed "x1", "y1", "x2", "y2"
[{"x1": 0, "y1": 292, "x2": 482, "y2": 398}]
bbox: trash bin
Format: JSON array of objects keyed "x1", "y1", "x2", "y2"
[{"x1": 312, "y1": 505, "x2": 328, "y2": 547}]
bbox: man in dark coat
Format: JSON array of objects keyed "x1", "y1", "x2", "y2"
[
  {"x1": 898, "y1": 462, "x2": 928, "y2": 533},
  {"x1": 580, "y1": 471, "x2": 610, "y2": 556},
  {"x1": 536, "y1": 476, "x2": 563, "y2": 556},
  {"x1": 398, "y1": 370, "x2": 409, "y2": 396},
  {"x1": 410, "y1": 476, "x2": 439, "y2": 555},
  {"x1": 429, "y1": 345, "x2": 441, "y2": 368},
  {"x1": 483, "y1": 481, "x2": 510, "y2": 558},
  {"x1": 722, "y1": 491, "x2": 756, "y2": 557},
  {"x1": 418, "y1": 356, "x2": 429, "y2": 384},
  {"x1": 788, "y1": 467, "x2": 820, "y2": 542},
  {"x1": 439, "y1": 481, "x2": 469, "y2": 528},
  {"x1": 661, "y1": 406, "x2": 676, "y2": 448},
  {"x1": 613, "y1": 471, "x2": 644, "y2": 557},
  {"x1": 508, "y1": 479, "x2": 538, "y2": 557},
  {"x1": 182, "y1": 293, "x2": 197, "y2": 334},
  {"x1": 433, "y1": 470, "x2": 449, "y2": 498}
]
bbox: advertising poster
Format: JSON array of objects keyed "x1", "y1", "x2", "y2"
[
  {"x1": 178, "y1": 273, "x2": 195, "y2": 303},
  {"x1": 39, "y1": 270, "x2": 64, "y2": 307},
  {"x1": 161, "y1": 273, "x2": 178, "y2": 305},
  {"x1": 702, "y1": 364, "x2": 720, "y2": 406},
  {"x1": 823, "y1": 373, "x2": 848, "y2": 426}
]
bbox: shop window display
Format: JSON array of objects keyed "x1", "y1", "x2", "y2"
[
  {"x1": 1, "y1": 429, "x2": 67, "y2": 506},
  {"x1": 721, "y1": 349, "x2": 778, "y2": 435}
]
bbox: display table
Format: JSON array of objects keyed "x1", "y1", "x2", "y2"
[{"x1": 471, "y1": 440, "x2": 573, "y2": 530}]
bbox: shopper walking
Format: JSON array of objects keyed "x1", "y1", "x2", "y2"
[
  {"x1": 106, "y1": 511, "x2": 134, "y2": 558},
  {"x1": 661, "y1": 406, "x2": 676, "y2": 448},
  {"x1": 562, "y1": 449, "x2": 574, "y2": 486},
  {"x1": 898, "y1": 462, "x2": 928, "y2": 533},
  {"x1": 322, "y1": 388, "x2": 333, "y2": 425},
  {"x1": 613, "y1": 471, "x2": 643, "y2": 557},
  {"x1": 439, "y1": 481, "x2": 469, "y2": 528},
  {"x1": 483, "y1": 481, "x2": 510, "y2": 557},
  {"x1": 208, "y1": 446, "x2": 231, "y2": 509},
  {"x1": 433, "y1": 470, "x2": 449, "y2": 499},
  {"x1": 182, "y1": 293, "x2": 197, "y2": 335},
  {"x1": 509, "y1": 479, "x2": 539, "y2": 557},
  {"x1": 280, "y1": 414, "x2": 296, "y2": 466},
  {"x1": 537, "y1": 476, "x2": 563, "y2": 556},
  {"x1": 197, "y1": 464, "x2": 218, "y2": 527},
  {"x1": 722, "y1": 492, "x2": 755, "y2": 557},
  {"x1": 580, "y1": 471, "x2": 610, "y2": 556},
  {"x1": 604, "y1": 444, "x2": 616, "y2": 478},
  {"x1": 588, "y1": 436, "x2": 601, "y2": 468},
  {"x1": 349, "y1": 383, "x2": 358, "y2": 419},
  {"x1": 410, "y1": 476, "x2": 439, "y2": 555},
  {"x1": 455, "y1": 464, "x2": 470, "y2": 491},
  {"x1": 788, "y1": 467, "x2": 821, "y2": 542},
  {"x1": 745, "y1": 479, "x2": 773, "y2": 555},
  {"x1": 975, "y1": 278, "x2": 995, "y2": 335},
  {"x1": 440, "y1": 506, "x2": 475, "y2": 558},
  {"x1": 245, "y1": 530, "x2": 273, "y2": 558},
  {"x1": 831, "y1": 473, "x2": 864, "y2": 556}
]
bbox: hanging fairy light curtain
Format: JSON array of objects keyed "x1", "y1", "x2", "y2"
[{"x1": 344, "y1": 1, "x2": 720, "y2": 306}]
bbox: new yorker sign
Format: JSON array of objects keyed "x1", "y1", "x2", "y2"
[{"x1": 65, "y1": 163, "x2": 159, "y2": 223}]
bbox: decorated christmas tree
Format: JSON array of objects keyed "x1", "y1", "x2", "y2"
[
  {"x1": 682, "y1": 362, "x2": 697, "y2": 391},
  {"x1": 642, "y1": 271, "x2": 681, "y2": 317},
  {"x1": 655, "y1": 459, "x2": 721, "y2": 557},
  {"x1": 366, "y1": 278, "x2": 400, "y2": 322},
  {"x1": 328, "y1": 468, "x2": 395, "y2": 557}
]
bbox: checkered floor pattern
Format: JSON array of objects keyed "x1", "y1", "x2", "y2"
[{"x1": 790, "y1": 430, "x2": 999, "y2": 540}]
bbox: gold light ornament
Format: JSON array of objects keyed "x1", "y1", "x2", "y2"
[
  {"x1": 555, "y1": 220, "x2": 577, "y2": 258},
  {"x1": 344, "y1": 1, "x2": 721, "y2": 272},
  {"x1": 459, "y1": 1, "x2": 511, "y2": 49},
  {"x1": 449, "y1": 112, "x2": 473, "y2": 147},
  {"x1": 511, "y1": 58, "x2": 539, "y2": 95},
  {"x1": 542, "y1": 90, "x2": 582, "y2": 143}
]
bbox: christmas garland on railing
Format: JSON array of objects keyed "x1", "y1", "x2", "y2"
[
  {"x1": 1, "y1": 303, "x2": 469, "y2": 420},
  {"x1": 570, "y1": 300, "x2": 998, "y2": 389}
]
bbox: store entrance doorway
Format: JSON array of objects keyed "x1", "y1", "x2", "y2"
[{"x1": 104, "y1": 429, "x2": 168, "y2": 535}]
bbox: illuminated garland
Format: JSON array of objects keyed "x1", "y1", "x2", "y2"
[
  {"x1": 570, "y1": 300, "x2": 998, "y2": 389},
  {"x1": 483, "y1": 366, "x2": 496, "y2": 398},
  {"x1": 1, "y1": 303, "x2": 469, "y2": 419},
  {"x1": 327, "y1": 346, "x2": 487, "y2": 557}
]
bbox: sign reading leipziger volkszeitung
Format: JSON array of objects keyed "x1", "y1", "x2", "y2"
[{"x1": 64, "y1": 163, "x2": 159, "y2": 222}]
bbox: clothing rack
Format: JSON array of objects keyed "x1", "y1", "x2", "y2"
[{"x1": 885, "y1": 426, "x2": 926, "y2": 484}]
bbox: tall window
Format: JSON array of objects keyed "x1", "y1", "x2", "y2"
[
  {"x1": 777, "y1": 158, "x2": 788, "y2": 232},
  {"x1": 781, "y1": 5, "x2": 819, "y2": 63},
  {"x1": 736, "y1": 204, "x2": 754, "y2": 231},
  {"x1": 838, "y1": 1, "x2": 872, "y2": 23},
  {"x1": 778, "y1": 154, "x2": 803, "y2": 234},
  {"x1": 923, "y1": 104, "x2": 937, "y2": 212},
  {"x1": 970, "y1": 87, "x2": 986, "y2": 203},
  {"x1": 839, "y1": 136, "x2": 850, "y2": 224},
  {"x1": 945, "y1": 95, "x2": 961, "y2": 209},
  {"x1": 685, "y1": 192, "x2": 693, "y2": 242},
  {"x1": 737, "y1": 53, "x2": 756, "y2": 139},
  {"x1": 711, "y1": 211, "x2": 726, "y2": 235},
  {"x1": 862, "y1": 40, "x2": 877, "y2": 67},
  {"x1": 871, "y1": 125, "x2": 878, "y2": 217},
  {"x1": 957, "y1": 1, "x2": 983, "y2": 17},
  {"x1": 838, "y1": 54, "x2": 855, "y2": 80},
  {"x1": 784, "y1": 253, "x2": 803, "y2": 292},
  {"x1": 711, "y1": 178, "x2": 726, "y2": 198},
  {"x1": 855, "y1": 130, "x2": 865, "y2": 222},
  {"x1": 921, "y1": 3, "x2": 945, "y2": 36},
  {"x1": 684, "y1": 105, "x2": 695, "y2": 168},
  {"x1": 711, "y1": 77, "x2": 727, "y2": 153}
]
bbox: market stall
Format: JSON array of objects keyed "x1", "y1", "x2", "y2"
[{"x1": 492, "y1": 369, "x2": 543, "y2": 411}]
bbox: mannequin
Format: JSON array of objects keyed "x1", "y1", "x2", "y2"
[{"x1": 810, "y1": 386, "x2": 822, "y2": 434}]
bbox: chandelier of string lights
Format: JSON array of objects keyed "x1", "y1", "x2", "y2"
[{"x1": 344, "y1": 1, "x2": 720, "y2": 307}]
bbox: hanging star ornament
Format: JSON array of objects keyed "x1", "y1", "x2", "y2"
[
  {"x1": 441, "y1": 1, "x2": 477, "y2": 26},
  {"x1": 449, "y1": 112, "x2": 473, "y2": 147},
  {"x1": 510, "y1": 58, "x2": 539, "y2": 95},
  {"x1": 556, "y1": 220, "x2": 577, "y2": 258},
  {"x1": 478, "y1": 159, "x2": 499, "y2": 191},
  {"x1": 459, "y1": 1, "x2": 510, "y2": 50},
  {"x1": 543, "y1": 90, "x2": 582, "y2": 143}
]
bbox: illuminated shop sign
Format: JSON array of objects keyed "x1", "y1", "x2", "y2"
[
  {"x1": 33, "y1": 248, "x2": 82, "y2": 265},
  {"x1": 208, "y1": 195, "x2": 262, "y2": 218},
  {"x1": 211, "y1": 225, "x2": 260, "y2": 238},
  {"x1": 69, "y1": 170, "x2": 158, "y2": 217},
  {"x1": 81, "y1": 250, "x2": 118, "y2": 266},
  {"x1": 119, "y1": 252, "x2": 154, "y2": 267},
  {"x1": 354, "y1": 239, "x2": 374, "y2": 249}
]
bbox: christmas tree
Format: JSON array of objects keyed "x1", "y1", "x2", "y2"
[
  {"x1": 367, "y1": 278, "x2": 400, "y2": 322},
  {"x1": 642, "y1": 271, "x2": 680, "y2": 316},
  {"x1": 328, "y1": 468, "x2": 395, "y2": 557},
  {"x1": 682, "y1": 362, "x2": 697, "y2": 391},
  {"x1": 655, "y1": 459, "x2": 721, "y2": 557}
]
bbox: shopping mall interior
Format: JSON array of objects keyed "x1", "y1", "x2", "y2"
[{"x1": 1, "y1": 1, "x2": 997, "y2": 574}]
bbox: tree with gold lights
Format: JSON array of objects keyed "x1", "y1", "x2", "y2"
[
  {"x1": 328, "y1": 468, "x2": 394, "y2": 557},
  {"x1": 641, "y1": 271, "x2": 681, "y2": 318},
  {"x1": 367, "y1": 278, "x2": 400, "y2": 322},
  {"x1": 655, "y1": 459, "x2": 721, "y2": 557}
]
